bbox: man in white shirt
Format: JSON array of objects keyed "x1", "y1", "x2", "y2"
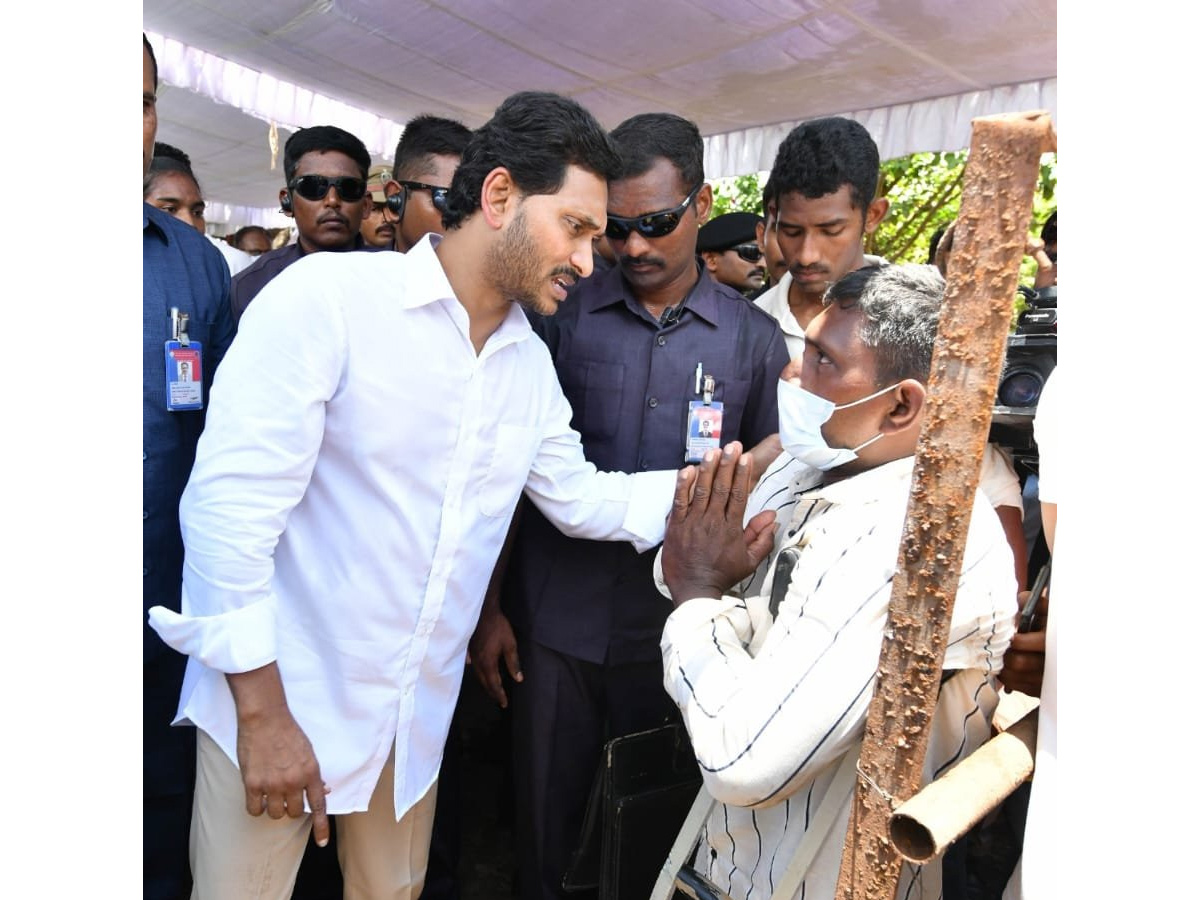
[
  {"x1": 1001, "y1": 366, "x2": 1057, "y2": 900},
  {"x1": 752, "y1": 117, "x2": 888, "y2": 359},
  {"x1": 754, "y1": 117, "x2": 1027, "y2": 583},
  {"x1": 658, "y1": 264, "x2": 1016, "y2": 900},
  {"x1": 148, "y1": 91, "x2": 698, "y2": 900}
]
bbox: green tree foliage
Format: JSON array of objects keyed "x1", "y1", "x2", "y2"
[
  {"x1": 709, "y1": 152, "x2": 1056, "y2": 291},
  {"x1": 871, "y1": 152, "x2": 1057, "y2": 275},
  {"x1": 709, "y1": 172, "x2": 766, "y2": 217},
  {"x1": 870, "y1": 151, "x2": 967, "y2": 262},
  {"x1": 872, "y1": 150, "x2": 1056, "y2": 328}
]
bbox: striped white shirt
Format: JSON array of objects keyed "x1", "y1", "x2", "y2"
[{"x1": 661, "y1": 453, "x2": 1017, "y2": 900}]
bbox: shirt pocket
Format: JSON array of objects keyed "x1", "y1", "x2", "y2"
[
  {"x1": 714, "y1": 376, "x2": 751, "y2": 438},
  {"x1": 478, "y1": 423, "x2": 542, "y2": 518}
]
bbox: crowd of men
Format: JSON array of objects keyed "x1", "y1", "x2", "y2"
[{"x1": 144, "y1": 30, "x2": 1054, "y2": 900}]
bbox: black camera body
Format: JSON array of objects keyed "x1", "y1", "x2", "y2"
[
  {"x1": 1014, "y1": 285, "x2": 1057, "y2": 334},
  {"x1": 988, "y1": 287, "x2": 1057, "y2": 470}
]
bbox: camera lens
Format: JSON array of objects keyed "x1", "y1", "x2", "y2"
[{"x1": 998, "y1": 371, "x2": 1044, "y2": 408}]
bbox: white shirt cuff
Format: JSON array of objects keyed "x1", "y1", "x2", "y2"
[
  {"x1": 621, "y1": 469, "x2": 678, "y2": 553},
  {"x1": 147, "y1": 592, "x2": 278, "y2": 674}
]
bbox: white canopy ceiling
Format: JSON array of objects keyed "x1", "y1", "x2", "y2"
[{"x1": 144, "y1": 0, "x2": 1056, "y2": 230}]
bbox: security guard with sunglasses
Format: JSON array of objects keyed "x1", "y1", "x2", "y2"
[
  {"x1": 470, "y1": 112, "x2": 789, "y2": 900},
  {"x1": 697, "y1": 211, "x2": 768, "y2": 296},
  {"x1": 379, "y1": 114, "x2": 472, "y2": 254},
  {"x1": 230, "y1": 125, "x2": 379, "y2": 325}
]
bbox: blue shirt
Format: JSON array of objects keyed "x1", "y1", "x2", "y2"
[
  {"x1": 143, "y1": 204, "x2": 235, "y2": 665},
  {"x1": 502, "y1": 263, "x2": 789, "y2": 664}
]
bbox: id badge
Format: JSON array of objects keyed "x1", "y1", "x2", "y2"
[
  {"x1": 684, "y1": 400, "x2": 723, "y2": 464},
  {"x1": 165, "y1": 340, "x2": 204, "y2": 411}
]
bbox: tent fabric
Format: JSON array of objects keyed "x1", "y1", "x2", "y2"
[
  {"x1": 702, "y1": 77, "x2": 1056, "y2": 180},
  {"x1": 144, "y1": 0, "x2": 1056, "y2": 230}
]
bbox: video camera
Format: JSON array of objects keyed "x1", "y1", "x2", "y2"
[{"x1": 988, "y1": 286, "x2": 1057, "y2": 472}]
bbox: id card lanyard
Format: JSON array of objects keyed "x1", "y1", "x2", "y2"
[
  {"x1": 684, "y1": 371, "x2": 723, "y2": 464},
  {"x1": 164, "y1": 306, "x2": 204, "y2": 411}
]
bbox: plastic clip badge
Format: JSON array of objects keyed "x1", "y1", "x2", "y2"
[
  {"x1": 684, "y1": 374, "x2": 723, "y2": 464},
  {"x1": 164, "y1": 306, "x2": 204, "y2": 411}
]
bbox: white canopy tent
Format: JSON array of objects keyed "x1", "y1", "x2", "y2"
[{"x1": 144, "y1": 0, "x2": 1056, "y2": 230}]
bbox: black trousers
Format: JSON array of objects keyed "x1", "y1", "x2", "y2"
[
  {"x1": 511, "y1": 639, "x2": 678, "y2": 900},
  {"x1": 144, "y1": 654, "x2": 197, "y2": 900},
  {"x1": 144, "y1": 790, "x2": 194, "y2": 900}
]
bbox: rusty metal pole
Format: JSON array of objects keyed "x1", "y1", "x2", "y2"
[{"x1": 833, "y1": 111, "x2": 1057, "y2": 900}]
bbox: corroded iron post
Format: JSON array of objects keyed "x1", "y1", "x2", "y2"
[{"x1": 834, "y1": 111, "x2": 1056, "y2": 900}]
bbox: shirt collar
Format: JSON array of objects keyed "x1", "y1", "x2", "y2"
[
  {"x1": 396, "y1": 233, "x2": 457, "y2": 310},
  {"x1": 400, "y1": 233, "x2": 533, "y2": 349},
  {"x1": 792, "y1": 454, "x2": 916, "y2": 506},
  {"x1": 581, "y1": 259, "x2": 724, "y2": 327},
  {"x1": 143, "y1": 202, "x2": 171, "y2": 244},
  {"x1": 490, "y1": 297, "x2": 536, "y2": 348},
  {"x1": 757, "y1": 272, "x2": 804, "y2": 337}
]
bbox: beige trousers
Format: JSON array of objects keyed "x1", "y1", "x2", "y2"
[{"x1": 190, "y1": 730, "x2": 437, "y2": 900}]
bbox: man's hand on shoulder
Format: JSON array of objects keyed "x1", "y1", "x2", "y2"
[
  {"x1": 661, "y1": 442, "x2": 777, "y2": 607},
  {"x1": 227, "y1": 664, "x2": 331, "y2": 847}
]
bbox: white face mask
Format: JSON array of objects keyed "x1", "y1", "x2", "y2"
[{"x1": 777, "y1": 378, "x2": 899, "y2": 471}]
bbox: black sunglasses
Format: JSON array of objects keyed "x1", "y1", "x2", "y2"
[
  {"x1": 730, "y1": 243, "x2": 763, "y2": 263},
  {"x1": 288, "y1": 174, "x2": 367, "y2": 203},
  {"x1": 606, "y1": 182, "x2": 704, "y2": 241},
  {"x1": 400, "y1": 181, "x2": 451, "y2": 213}
]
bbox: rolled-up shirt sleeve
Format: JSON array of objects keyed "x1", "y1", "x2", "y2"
[
  {"x1": 147, "y1": 268, "x2": 348, "y2": 673},
  {"x1": 980, "y1": 443, "x2": 1022, "y2": 511}
]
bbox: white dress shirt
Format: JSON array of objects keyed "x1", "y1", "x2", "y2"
[
  {"x1": 149, "y1": 236, "x2": 676, "y2": 820},
  {"x1": 752, "y1": 257, "x2": 887, "y2": 362},
  {"x1": 660, "y1": 453, "x2": 1016, "y2": 900},
  {"x1": 1032, "y1": 369, "x2": 1057, "y2": 505},
  {"x1": 1004, "y1": 367, "x2": 1057, "y2": 900},
  {"x1": 206, "y1": 233, "x2": 256, "y2": 277},
  {"x1": 753, "y1": 271, "x2": 804, "y2": 359}
]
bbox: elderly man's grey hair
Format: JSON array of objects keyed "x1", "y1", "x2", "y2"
[{"x1": 823, "y1": 263, "x2": 946, "y2": 386}]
